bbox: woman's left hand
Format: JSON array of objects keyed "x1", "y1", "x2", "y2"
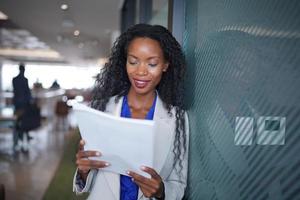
[{"x1": 128, "y1": 166, "x2": 165, "y2": 199}]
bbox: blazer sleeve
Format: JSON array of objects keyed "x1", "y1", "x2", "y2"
[
  {"x1": 73, "y1": 168, "x2": 98, "y2": 195},
  {"x1": 162, "y1": 112, "x2": 189, "y2": 200}
]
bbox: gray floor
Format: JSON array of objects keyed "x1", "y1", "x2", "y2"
[{"x1": 0, "y1": 120, "x2": 71, "y2": 200}]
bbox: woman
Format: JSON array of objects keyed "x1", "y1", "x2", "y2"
[{"x1": 73, "y1": 24, "x2": 189, "y2": 200}]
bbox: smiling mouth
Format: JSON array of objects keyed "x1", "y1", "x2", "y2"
[{"x1": 133, "y1": 79, "x2": 150, "y2": 89}]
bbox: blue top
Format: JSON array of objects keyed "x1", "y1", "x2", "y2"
[{"x1": 120, "y1": 94, "x2": 157, "y2": 200}]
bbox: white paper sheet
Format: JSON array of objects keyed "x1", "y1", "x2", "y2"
[{"x1": 72, "y1": 103, "x2": 156, "y2": 178}]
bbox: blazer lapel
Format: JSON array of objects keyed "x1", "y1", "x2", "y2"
[
  {"x1": 138, "y1": 95, "x2": 175, "y2": 200},
  {"x1": 153, "y1": 95, "x2": 175, "y2": 173},
  {"x1": 113, "y1": 96, "x2": 123, "y2": 116}
]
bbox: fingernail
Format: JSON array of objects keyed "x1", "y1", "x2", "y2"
[
  {"x1": 95, "y1": 152, "x2": 101, "y2": 156},
  {"x1": 131, "y1": 178, "x2": 134, "y2": 182},
  {"x1": 126, "y1": 171, "x2": 130, "y2": 175},
  {"x1": 140, "y1": 166, "x2": 146, "y2": 170},
  {"x1": 105, "y1": 162, "x2": 110, "y2": 166}
]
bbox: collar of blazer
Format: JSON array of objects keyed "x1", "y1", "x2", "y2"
[
  {"x1": 106, "y1": 93, "x2": 172, "y2": 120},
  {"x1": 103, "y1": 93, "x2": 176, "y2": 200}
]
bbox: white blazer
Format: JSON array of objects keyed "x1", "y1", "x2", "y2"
[{"x1": 73, "y1": 95, "x2": 189, "y2": 200}]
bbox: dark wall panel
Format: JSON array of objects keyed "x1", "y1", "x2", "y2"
[{"x1": 184, "y1": 0, "x2": 300, "y2": 199}]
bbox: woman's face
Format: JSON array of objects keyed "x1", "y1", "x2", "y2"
[{"x1": 126, "y1": 37, "x2": 168, "y2": 96}]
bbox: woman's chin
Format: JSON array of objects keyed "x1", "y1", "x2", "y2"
[{"x1": 131, "y1": 86, "x2": 154, "y2": 96}]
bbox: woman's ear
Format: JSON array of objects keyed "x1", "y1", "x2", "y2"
[{"x1": 163, "y1": 62, "x2": 169, "y2": 72}]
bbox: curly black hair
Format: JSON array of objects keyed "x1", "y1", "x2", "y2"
[{"x1": 91, "y1": 24, "x2": 187, "y2": 173}]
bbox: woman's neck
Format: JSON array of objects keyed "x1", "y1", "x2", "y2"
[{"x1": 127, "y1": 88, "x2": 156, "y2": 110}]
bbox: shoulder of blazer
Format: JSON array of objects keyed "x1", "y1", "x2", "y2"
[{"x1": 105, "y1": 95, "x2": 123, "y2": 115}]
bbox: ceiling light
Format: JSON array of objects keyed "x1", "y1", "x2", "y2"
[
  {"x1": 0, "y1": 11, "x2": 8, "y2": 20},
  {"x1": 61, "y1": 4, "x2": 69, "y2": 10},
  {"x1": 74, "y1": 30, "x2": 80, "y2": 36}
]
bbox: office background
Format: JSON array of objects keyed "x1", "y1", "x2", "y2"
[{"x1": 0, "y1": 0, "x2": 299, "y2": 199}]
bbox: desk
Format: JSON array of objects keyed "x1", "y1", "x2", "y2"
[{"x1": 33, "y1": 89, "x2": 65, "y2": 119}]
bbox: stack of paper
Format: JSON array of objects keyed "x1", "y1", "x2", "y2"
[{"x1": 72, "y1": 103, "x2": 156, "y2": 178}]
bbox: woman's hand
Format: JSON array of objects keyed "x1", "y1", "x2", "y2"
[
  {"x1": 76, "y1": 139, "x2": 110, "y2": 181},
  {"x1": 128, "y1": 166, "x2": 165, "y2": 199}
]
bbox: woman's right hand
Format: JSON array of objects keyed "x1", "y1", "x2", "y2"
[{"x1": 76, "y1": 139, "x2": 110, "y2": 181}]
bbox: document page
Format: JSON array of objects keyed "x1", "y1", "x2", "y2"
[{"x1": 72, "y1": 103, "x2": 155, "y2": 177}]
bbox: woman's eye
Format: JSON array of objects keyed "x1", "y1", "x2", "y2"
[
  {"x1": 129, "y1": 61, "x2": 138, "y2": 65},
  {"x1": 149, "y1": 63, "x2": 157, "y2": 67}
]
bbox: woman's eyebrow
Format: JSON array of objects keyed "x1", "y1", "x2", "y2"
[
  {"x1": 127, "y1": 54, "x2": 161, "y2": 60},
  {"x1": 147, "y1": 56, "x2": 160, "y2": 60},
  {"x1": 128, "y1": 54, "x2": 160, "y2": 60},
  {"x1": 127, "y1": 54, "x2": 137, "y2": 58}
]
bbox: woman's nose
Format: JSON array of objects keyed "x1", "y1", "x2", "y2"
[{"x1": 136, "y1": 64, "x2": 148, "y2": 76}]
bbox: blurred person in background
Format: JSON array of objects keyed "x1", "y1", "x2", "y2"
[
  {"x1": 50, "y1": 79, "x2": 61, "y2": 90},
  {"x1": 12, "y1": 63, "x2": 33, "y2": 151},
  {"x1": 33, "y1": 78, "x2": 43, "y2": 91}
]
